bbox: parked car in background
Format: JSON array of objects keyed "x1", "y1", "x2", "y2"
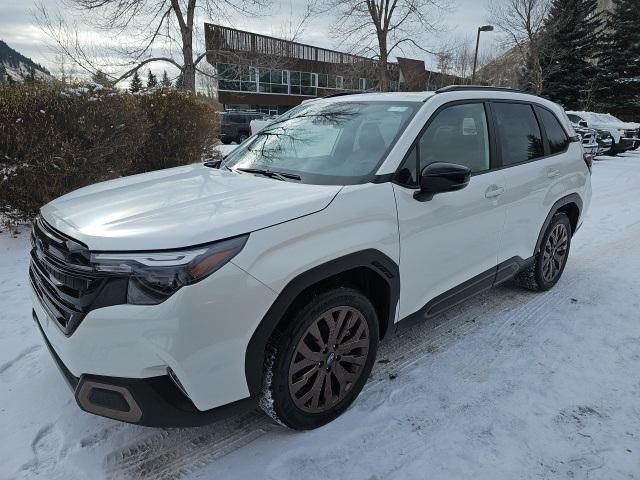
[
  {"x1": 218, "y1": 111, "x2": 268, "y2": 144},
  {"x1": 594, "y1": 129, "x2": 614, "y2": 155},
  {"x1": 566, "y1": 111, "x2": 638, "y2": 155},
  {"x1": 599, "y1": 113, "x2": 640, "y2": 150},
  {"x1": 572, "y1": 124, "x2": 600, "y2": 157},
  {"x1": 568, "y1": 118, "x2": 613, "y2": 156}
]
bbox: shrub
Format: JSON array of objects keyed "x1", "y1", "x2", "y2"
[{"x1": 0, "y1": 83, "x2": 219, "y2": 223}]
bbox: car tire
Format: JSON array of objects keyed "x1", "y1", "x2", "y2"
[
  {"x1": 515, "y1": 212, "x2": 572, "y2": 292},
  {"x1": 238, "y1": 133, "x2": 248, "y2": 143},
  {"x1": 259, "y1": 287, "x2": 379, "y2": 430}
]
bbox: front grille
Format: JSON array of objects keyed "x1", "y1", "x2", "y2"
[
  {"x1": 29, "y1": 216, "x2": 122, "y2": 335},
  {"x1": 581, "y1": 132, "x2": 596, "y2": 144},
  {"x1": 624, "y1": 129, "x2": 638, "y2": 138}
]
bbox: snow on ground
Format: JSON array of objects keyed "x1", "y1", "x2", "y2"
[{"x1": 2, "y1": 151, "x2": 640, "y2": 480}]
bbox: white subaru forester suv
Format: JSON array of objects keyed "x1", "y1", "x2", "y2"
[{"x1": 30, "y1": 86, "x2": 592, "y2": 430}]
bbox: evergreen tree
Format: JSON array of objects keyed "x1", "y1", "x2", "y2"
[
  {"x1": 129, "y1": 70, "x2": 143, "y2": 93},
  {"x1": 161, "y1": 70, "x2": 171, "y2": 87},
  {"x1": 594, "y1": 0, "x2": 640, "y2": 120},
  {"x1": 146, "y1": 69, "x2": 158, "y2": 88},
  {"x1": 174, "y1": 72, "x2": 184, "y2": 89},
  {"x1": 91, "y1": 70, "x2": 110, "y2": 86},
  {"x1": 25, "y1": 66, "x2": 36, "y2": 83},
  {"x1": 0, "y1": 64, "x2": 6, "y2": 85},
  {"x1": 540, "y1": 0, "x2": 603, "y2": 110}
]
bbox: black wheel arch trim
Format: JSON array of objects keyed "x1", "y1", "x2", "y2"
[
  {"x1": 534, "y1": 193, "x2": 583, "y2": 254},
  {"x1": 244, "y1": 249, "x2": 400, "y2": 396}
]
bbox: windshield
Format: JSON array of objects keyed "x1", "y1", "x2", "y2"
[{"x1": 222, "y1": 100, "x2": 419, "y2": 185}]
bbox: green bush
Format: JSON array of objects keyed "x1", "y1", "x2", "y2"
[{"x1": 0, "y1": 84, "x2": 219, "y2": 223}]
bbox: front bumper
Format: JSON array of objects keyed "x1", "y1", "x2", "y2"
[
  {"x1": 616, "y1": 138, "x2": 635, "y2": 151},
  {"x1": 33, "y1": 309, "x2": 258, "y2": 427},
  {"x1": 583, "y1": 141, "x2": 599, "y2": 156},
  {"x1": 32, "y1": 260, "x2": 277, "y2": 425}
]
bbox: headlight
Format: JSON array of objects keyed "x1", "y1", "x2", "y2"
[{"x1": 90, "y1": 235, "x2": 248, "y2": 305}]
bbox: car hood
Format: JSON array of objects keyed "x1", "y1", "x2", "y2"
[
  {"x1": 41, "y1": 164, "x2": 342, "y2": 251},
  {"x1": 588, "y1": 120, "x2": 636, "y2": 130}
]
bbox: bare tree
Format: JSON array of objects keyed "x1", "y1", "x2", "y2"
[
  {"x1": 54, "y1": 53, "x2": 78, "y2": 84},
  {"x1": 489, "y1": 0, "x2": 551, "y2": 93},
  {"x1": 323, "y1": 0, "x2": 450, "y2": 91},
  {"x1": 36, "y1": 0, "x2": 272, "y2": 91}
]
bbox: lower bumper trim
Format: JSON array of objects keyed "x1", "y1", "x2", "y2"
[
  {"x1": 74, "y1": 374, "x2": 258, "y2": 427},
  {"x1": 33, "y1": 309, "x2": 258, "y2": 428}
]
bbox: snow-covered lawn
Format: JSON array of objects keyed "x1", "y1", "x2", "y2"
[{"x1": 2, "y1": 151, "x2": 640, "y2": 480}]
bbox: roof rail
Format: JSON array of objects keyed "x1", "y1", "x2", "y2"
[
  {"x1": 435, "y1": 85, "x2": 527, "y2": 94},
  {"x1": 321, "y1": 91, "x2": 365, "y2": 99}
]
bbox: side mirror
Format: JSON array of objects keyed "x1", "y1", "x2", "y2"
[
  {"x1": 579, "y1": 121, "x2": 588, "y2": 128},
  {"x1": 415, "y1": 162, "x2": 471, "y2": 201}
]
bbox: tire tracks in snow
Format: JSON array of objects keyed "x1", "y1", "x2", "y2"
[
  {"x1": 103, "y1": 205, "x2": 640, "y2": 480},
  {"x1": 103, "y1": 283, "x2": 569, "y2": 480}
]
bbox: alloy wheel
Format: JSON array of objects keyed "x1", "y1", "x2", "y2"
[
  {"x1": 542, "y1": 223, "x2": 569, "y2": 282},
  {"x1": 288, "y1": 306, "x2": 370, "y2": 413}
]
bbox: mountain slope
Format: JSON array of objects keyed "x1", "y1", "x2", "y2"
[{"x1": 0, "y1": 40, "x2": 51, "y2": 84}]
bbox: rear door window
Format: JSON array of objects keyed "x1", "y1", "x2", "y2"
[{"x1": 492, "y1": 103, "x2": 544, "y2": 166}]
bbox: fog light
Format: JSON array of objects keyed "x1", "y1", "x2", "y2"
[{"x1": 89, "y1": 387, "x2": 129, "y2": 412}]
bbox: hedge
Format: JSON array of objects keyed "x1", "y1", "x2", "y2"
[{"x1": 0, "y1": 83, "x2": 219, "y2": 223}]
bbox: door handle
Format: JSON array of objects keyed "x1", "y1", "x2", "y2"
[
  {"x1": 485, "y1": 185, "x2": 505, "y2": 198},
  {"x1": 547, "y1": 168, "x2": 560, "y2": 178}
]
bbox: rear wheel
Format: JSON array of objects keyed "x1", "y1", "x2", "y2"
[
  {"x1": 260, "y1": 288, "x2": 379, "y2": 430},
  {"x1": 515, "y1": 212, "x2": 571, "y2": 291}
]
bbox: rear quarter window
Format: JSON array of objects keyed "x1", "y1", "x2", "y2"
[{"x1": 537, "y1": 108, "x2": 570, "y2": 154}]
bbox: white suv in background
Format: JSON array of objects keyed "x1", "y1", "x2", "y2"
[
  {"x1": 30, "y1": 87, "x2": 591, "y2": 430},
  {"x1": 566, "y1": 111, "x2": 639, "y2": 154}
]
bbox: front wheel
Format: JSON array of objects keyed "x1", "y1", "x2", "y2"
[
  {"x1": 260, "y1": 288, "x2": 379, "y2": 430},
  {"x1": 515, "y1": 212, "x2": 572, "y2": 291}
]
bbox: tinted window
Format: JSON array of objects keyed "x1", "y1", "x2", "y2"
[
  {"x1": 538, "y1": 108, "x2": 569, "y2": 154},
  {"x1": 418, "y1": 103, "x2": 491, "y2": 173},
  {"x1": 395, "y1": 103, "x2": 491, "y2": 186},
  {"x1": 493, "y1": 103, "x2": 544, "y2": 165}
]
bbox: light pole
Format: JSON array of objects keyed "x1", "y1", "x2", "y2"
[{"x1": 472, "y1": 25, "x2": 494, "y2": 84}]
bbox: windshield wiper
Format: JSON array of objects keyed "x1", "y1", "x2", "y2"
[{"x1": 234, "y1": 167, "x2": 301, "y2": 181}]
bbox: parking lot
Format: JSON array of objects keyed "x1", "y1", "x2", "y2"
[{"x1": 1, "y1": 151, "x2": 640, "y2": 480}]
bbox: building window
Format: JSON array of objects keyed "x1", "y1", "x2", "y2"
[
  {"x1": 336, "y1": 76, "x2": 344, "y2": 89},
  {"x1": 359, "y1": 78, "x2": 366, "y2": 90},
  {"x1": 318, "y1": 74, "x2": 328, "y2": 88},
  {"x1": 289, "y1": 70, "x2": 317, "y2": 96}
]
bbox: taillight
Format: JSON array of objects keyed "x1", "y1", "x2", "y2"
[{"x1": 583, "y1": 152, "x2": 593, "y2": 173}]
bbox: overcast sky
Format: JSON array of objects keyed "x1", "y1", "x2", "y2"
[{"x1": 0, "y1": 0, "x2": 502, "y2": 78}]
